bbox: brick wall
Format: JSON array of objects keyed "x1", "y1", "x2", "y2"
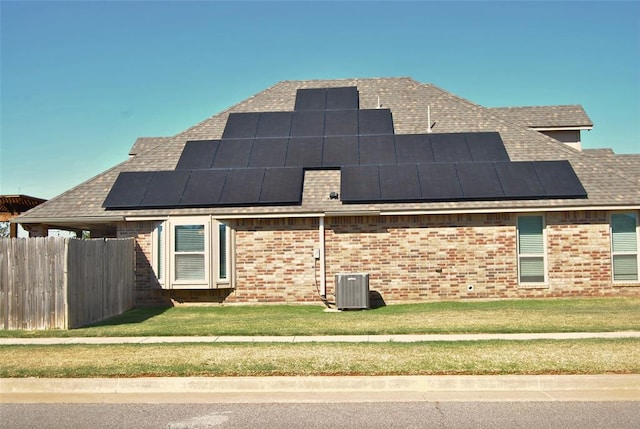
[{"x1": 119, "y1": 211, "x2": 639, "y2": 306}]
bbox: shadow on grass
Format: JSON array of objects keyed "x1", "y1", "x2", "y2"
[{"x1": 83, "y1": 306, "x2": 172, "y2": 328}]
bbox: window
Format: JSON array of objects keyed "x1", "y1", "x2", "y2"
[
  {"x1": 517, "y1": 215, "x2": 546, "y2": 284},
  {"x1": 218, "y1": 223, "x2": 228, "y2": 281},
  {"x1": 152, "y1": 217, "x2": 231, "y2": 289},
  {"x1": 155, "y1": 223, "x2": 164, "y2": 282},
  {"x1": 611, "y1": 213, "x2": 639, "y2": 282},
  {"x1": 174, "y1": 224, "x2": 206, "y2": 281}
]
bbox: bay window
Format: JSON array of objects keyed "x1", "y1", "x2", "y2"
[{"x1": 152, "y1": 217, "x2": 231, "y2": 289}]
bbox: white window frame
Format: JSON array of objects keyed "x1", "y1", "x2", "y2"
[
  {"x1": 610, "y1": 211, "x2": 639, "y2": 283},
  {"x1": 516, "y1": 214, "x2": 548, "y2": 287},
  {"x1": 151, "y1": 216, "x2": 232, "y2": 289},
  {"x1": 151, "y1": 222, "x2": 166, "y2": 285},
  {"x1": 170, "y1": 217, "x2": 210, "y2": 289}
]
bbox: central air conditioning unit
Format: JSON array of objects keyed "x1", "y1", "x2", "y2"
[{"x1": 335, "y1": 273, "x2": 370, "y2": 310}]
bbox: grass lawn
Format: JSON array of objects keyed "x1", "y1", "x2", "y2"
[
  {"x1": 1, "y1": 297, "x2": 639, "y2": 338},
  {"x1": 2, "y1": 298, "x2": 639, "y2": 378},
  {"x1": 2, "y1": 339, "x2": 638, "y2": 378}
]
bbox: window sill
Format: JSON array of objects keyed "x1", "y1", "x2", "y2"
[{"x1": 517, "y1": 284, "x2": 549, "y2": 289}]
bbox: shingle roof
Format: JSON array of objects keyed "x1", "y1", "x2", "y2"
[
  {"x1": 129, "y1": 137, "x2": 171, "y2": 156},
  {"x1": 16, "y1": 77, "x2": 639, "y2": 224},
  {"x1": 489, "y1": 105, "x2": 593, "y2": 129}
]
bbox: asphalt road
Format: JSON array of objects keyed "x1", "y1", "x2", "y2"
[{"x1": 2, "y1": 402, "x2": 639, "y2": 429}]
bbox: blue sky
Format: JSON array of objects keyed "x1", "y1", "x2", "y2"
[{"x1": 1, "y1": 1, "x2": 639, "y2": 199}]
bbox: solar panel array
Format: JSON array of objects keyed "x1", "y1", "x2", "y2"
[{"x1": 104, "y1": 86, "x2": 587, "y2": 210}]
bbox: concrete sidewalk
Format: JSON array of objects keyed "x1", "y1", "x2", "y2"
[{"x1": 2, "y1": 331, "x2": 640, "y2": 345}]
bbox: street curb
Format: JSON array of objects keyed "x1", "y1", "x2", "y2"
[{"x1": 3, "y1": 375, "x2": 640, "y2": 394}]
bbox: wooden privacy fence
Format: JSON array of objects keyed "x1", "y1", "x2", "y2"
[{"x1": 0, "y1": 237, "x2": 135, "y2": 330}]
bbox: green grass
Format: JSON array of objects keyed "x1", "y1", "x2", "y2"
[
  {"x1": 1, "y1": 297, "x2": 639, "y2": 338},
  {"x1": 2, "y1": 339, "x2": 638, "y2": 378}
]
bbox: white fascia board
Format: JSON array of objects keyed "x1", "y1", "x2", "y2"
[
  {"x1": 12, "y1": 216, "x2": 125, "y2": 224},
  {"x1": 532, "y1": 126, "x2": 593, "y2": 131},
  {"x1": 381, "y1": 205, "x2": 640, "y2": 216}
]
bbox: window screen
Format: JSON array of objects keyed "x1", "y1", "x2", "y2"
[
  {"x1": 611, "y1": 213, "x2": 638, "y2": 282},
  {"x1": 517, "y1": 216, "x2": 545, "y2": 283},
  {"x1": 175, "y1": 224, "x2": 205, "y2": 281}
]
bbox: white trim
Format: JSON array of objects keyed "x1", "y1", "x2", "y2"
[
  {"x1": 382, "y1": 205, "x2": 640, "y2": 217},
  {"x1": 169, "y1": 217, "x2": 211, "y2": 288},
  {"x1": 125, "y1": 216, "x2": 169, "y2": 221},
  {"x1": 319, "y1": 217, "x2": 326, "y2": 297},
  {"x1": 531, "y1": 126, "x2": 593, "y2": 132}
]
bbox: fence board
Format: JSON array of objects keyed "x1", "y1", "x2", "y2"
[{"x1": 0, "y1": 237, "x2": 134, "y2": 330}]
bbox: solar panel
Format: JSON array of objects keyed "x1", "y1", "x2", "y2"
[
  {"x1": 465, "y1": 132, "x2": 510, "y2": 162},
  {"x1": 294, "y1": 88, "x2": 326, "y2": 111},
  {"x1": 323, "y1": 136, "x2": 359, "y2": 167},
  {"x1": 533, "y1": 160, "x2": 587, "y2": 198},
  {"x1": 285, "y1": 137, "x2": 323, "y2": 168},
  {"x1": 340, "y1": 165, "x2": 380, "y2": 202},
  {"x1": 394, "y1": 134, "x2": 434, "y2": 164},
  {"x1": 379, "y1": 164, "x2": 421, "y2": 201},
  {"x1": 324, "y1": 109, "x2": 358, "y2": 136},
  {"x1": 431, "y1": 133, "x2": 473, "y2": 162},
  {"x1": 290, "y1": 110, "x2": 325, "y2": 137},
  {"x1": 222, "y1": 112, "x2": 260, "y2": 139},
  {"x1": 175, "y1": 140, "x2": 219, "y2": 170},
  {"x1": 326, "y1": 87, "x2": 359, "y2": 110},
  {"x1": 455, "y1": 162, "x2": 504, "y2": 199},
  {"x1": 358, "y1": 109, "x2": 394, "y2": 135},
  {"x1": 179, "y1": 169, "x2": 227, "y2": 207},
  {"x1": 259, "y1": 168, "x2": 304, "y2": 204},
  {"x1": 211, "y1": 138, "x2": 253, "y2": 168},
  {"x1": 358, "y1": 135, "x2": 396, "y2": 165},
  {"x1": 494, "y1": 161, "x2": 546, "y2": 198},
  {"x1": 140, "y1": 170, "x2": 191, "y2": 207},
  {"x1": 417, "y1": 163, "x2": 463, "y2": 200},
  {"x1": 218, "y1": 168, "x2": 265, "y2": 205},
  {"x1": 103, "y1": 171, "x2": 154, "y2": 208},
  {"x1": 255, "y1": 112, "x2": 293, "y2": 138},
  {"x1": 248, "y1": 138, "x2": 288, "y2": 167}
]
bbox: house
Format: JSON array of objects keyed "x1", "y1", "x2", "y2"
[{"x1": 15, "y1": 77, "x2": 640, "y2": 306}]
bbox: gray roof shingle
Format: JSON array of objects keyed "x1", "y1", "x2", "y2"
[{"x1": 17, "y1": 77, "x2": 639, "y2": 224}]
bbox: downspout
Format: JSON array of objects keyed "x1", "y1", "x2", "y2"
[{"x1": 319, "y1": 216, "x2": 326, "y2": 298}]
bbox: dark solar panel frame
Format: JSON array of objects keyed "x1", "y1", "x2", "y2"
[
  {"x1": 326, "y1": 87, "x2": 359, "y2": 110},
  {"x1": 417, "y1": 163, "x2": 464, "y2": 201},
  {"x1": 340, "y1": 165, "x2": 380, "y2": 202},
  {"x1": 285, "y1": 137, "x2": 324, "y2": 168},
  {"x1": 394, "y1": 134, "x2": 434, "y2": 164},
  {"x1": 139, "y1": 170, "x2": 191, "y2": 207},
  {"x1": 464, "y1": 132, "x2": 510, "y2": 162},
  {"x1": 221, "y1": 112, "x2": 260, "y2": 139},
  {"x1": 455, "y1": 162, "x2": 505, "y2": 200},
  {"x1": 218, "y1": 168, "x2": 265, "y2": 205},
  {"x1": 358, "y1": 109, "x2": 394, "y2": 135},
  {"x1": 259, "y1": 168, "x2": 304, "y2": 204},
  {"x1": 322, "y1": 135, "x2": 359, "y2": 167},
  {"x1": 379, "y1": 164, "x2": 421, "y2": 201},
  {"x1": 255, "y1": 112, "x2": 293, "y2": 138},
  {"x1": 358, "y1": 135, "x2": 396, "y2": 165},
  {"x1": 248, "y1": 138, "x2": 288, "y2": 167},
  {"x1": 290, "y1": 110, "x2": 325, "y2": 137},
  {"x1": 103, "y1": 171, "x2": 154, "y2": 209},
  {"x1": 211, "y1": 138, "x2": 253, "y2": 168},
  {"x1": 294, "y1": 88, "x2": 326, "y2": 111},
  {"x1": 431, "y1": 133, "x2": 473, "y2": 162},
  {"x1": 324, "y1": 109, "x2": 359, "y2": 136},
  {"x1": 533, "y1": 160, "x2": 587, "y2": 198},
  {"x1": 175, "y1": 140, "x2": 219, "y2": 170},
  {"x1": 179, "y1": 169, "x2": 228, "y2": 207}
]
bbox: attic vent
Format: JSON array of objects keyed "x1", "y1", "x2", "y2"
[{"x1": 335, "y1": 274, "x2": 370, "y2": 310}]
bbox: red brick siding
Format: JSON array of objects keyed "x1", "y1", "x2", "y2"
[{"x1": 120, "y1": 211, "x2": 639, "y2": 306}]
